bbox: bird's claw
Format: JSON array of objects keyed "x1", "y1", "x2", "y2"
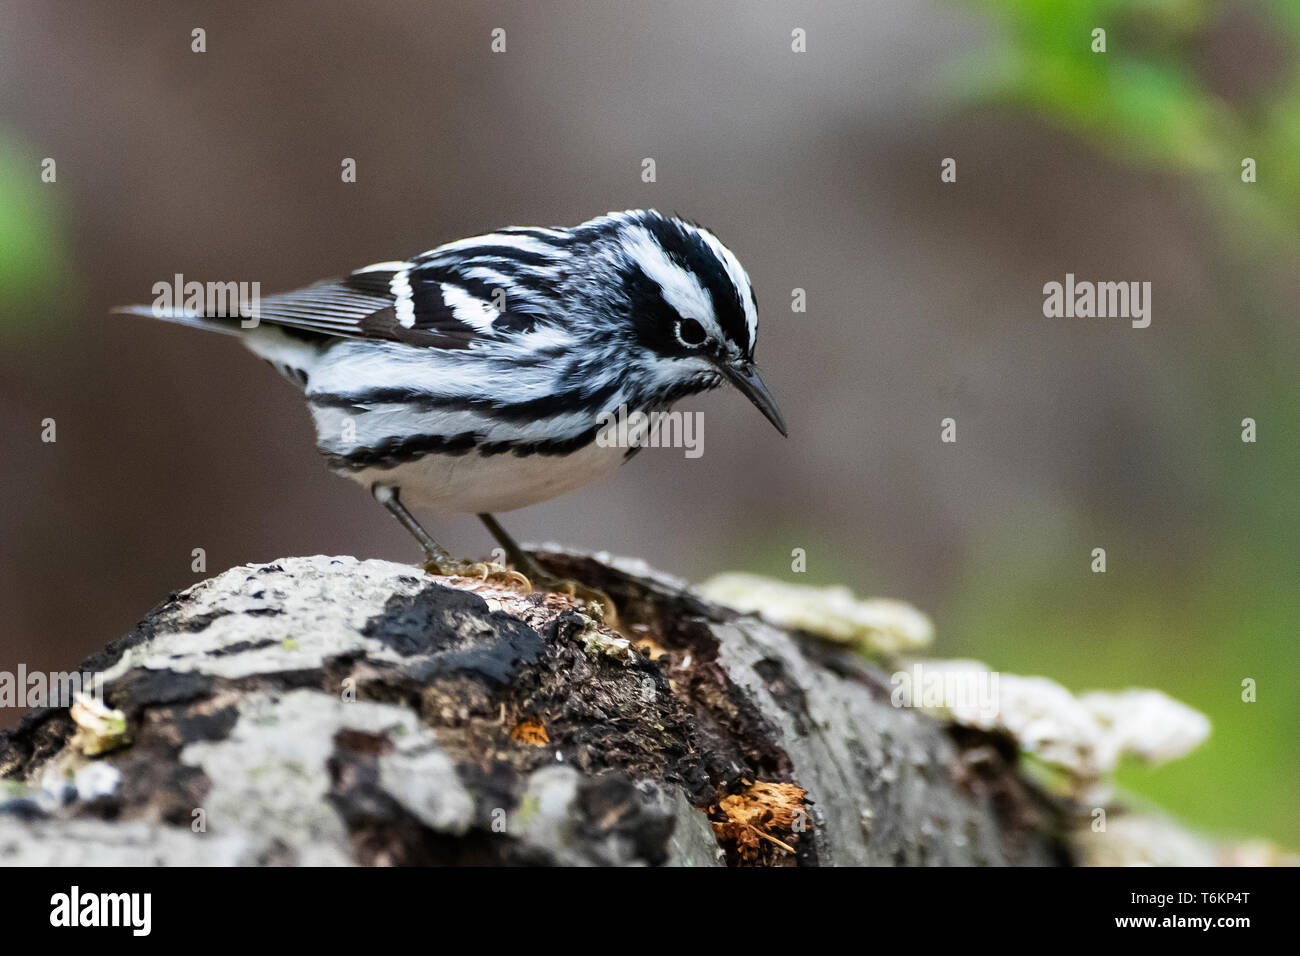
[
  {"x1": 422, "y1": 558, "x2": 533, "y2": 593},
  {"x1": 421, "y1": 557, "x2": 615, "y2": 623},
  {"x1": 533, "y1": 575, "x2": 619, "y2": 626}
]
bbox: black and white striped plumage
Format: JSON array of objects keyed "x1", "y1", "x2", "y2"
[{"x1": 118, "y1": 209, "x2": 785, "y2": 518}]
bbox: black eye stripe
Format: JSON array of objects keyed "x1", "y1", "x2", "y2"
[{"x1": 626, "y1": 265, "x2": 688, "y2": 350}]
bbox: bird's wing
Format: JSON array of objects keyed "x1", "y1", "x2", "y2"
[
  {"x1": 116, "y1": 231, "x2": 565, "y2": 348},
  {"x1": 250, "y1": 260, "x2": 527, "y2": 349}
]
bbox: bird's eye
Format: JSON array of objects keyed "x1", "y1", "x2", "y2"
[{"x1": 675, "y1": 318, "x2": 707, "y2": 347}]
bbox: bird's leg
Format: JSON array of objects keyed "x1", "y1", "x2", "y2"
[
  {"x1": 371, "y1": 486, "x2": 528, "y2": 589},
  {"x1": 477, "y1": 513, "x2": 618, "y2": 624},
  {"x1": 372, "y1": 485, "x2": 450, "y2": 563}
]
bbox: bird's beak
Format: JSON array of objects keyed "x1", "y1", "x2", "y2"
[{"x1": 719, "y1": 361, "x2": 788, "y2": 436}]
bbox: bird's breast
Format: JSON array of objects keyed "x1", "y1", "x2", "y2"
[{"x1": 338, "y1": 439, "x2": 629, "y2": 514}]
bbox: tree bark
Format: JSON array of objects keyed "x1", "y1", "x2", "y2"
[{"x1": 0, "y1": 552, "x2": 1067, "y2": 866}]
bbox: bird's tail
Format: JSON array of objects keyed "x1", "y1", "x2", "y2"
[
  {"x1": 110, "y1": 303, "x2": 247, "y2": 337},
  {"x1": 113, "y1": 300, "x2": 326, "y2": 389}
]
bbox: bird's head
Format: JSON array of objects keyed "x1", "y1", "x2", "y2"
[{"x1": 566, "y1": 210, "x2": 787, "y2": 436}]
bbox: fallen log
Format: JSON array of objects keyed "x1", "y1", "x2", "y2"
[{"x1": 0, "y1": 550, "x2": 1157, "y2": 866}]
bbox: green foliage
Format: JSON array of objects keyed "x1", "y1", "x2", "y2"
[
  {"x1": 0, "y1": 136, "x2": 74, "y2": 340},
  {"x1": 955, "y1": 0, "x2": 1300, "y2": 236}
]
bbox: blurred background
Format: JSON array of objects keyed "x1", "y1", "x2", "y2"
[{"x1": 1, "y1": 1, "x2": 1296, "y2": 846}]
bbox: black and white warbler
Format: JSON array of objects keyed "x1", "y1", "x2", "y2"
[{"x1": 116, "y1": 209, "x2": 786, "y2": 617}]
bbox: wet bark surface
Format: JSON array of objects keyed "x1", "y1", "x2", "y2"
[{"x1": 0, "y1": 553, "x2": 1066, "y2": 866}]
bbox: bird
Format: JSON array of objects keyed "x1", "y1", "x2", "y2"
[{"x1": 115, "y1": 209, "x2": 786, "y2": 622}]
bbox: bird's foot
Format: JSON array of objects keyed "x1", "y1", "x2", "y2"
[
  {"x1": 421, "y1": 557, "x2": 532, "y2": 592},
  {"x1": 525, "y1": 571, "x2": 619, "y2": 626},
  {"x1": 422, "y1": 551, "x2": 617, "y2": 624}
]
